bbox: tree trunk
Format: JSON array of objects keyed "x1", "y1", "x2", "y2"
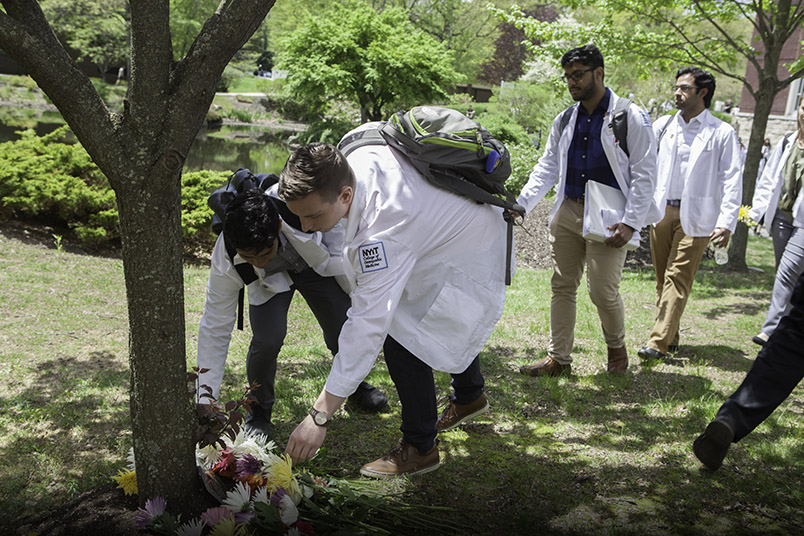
[
  {"x1": 115, "y1": 162, "x2": 199, "y2": 508},
  {"x1": 727, "y1": 78, "x2": 779, "y2": 270}
]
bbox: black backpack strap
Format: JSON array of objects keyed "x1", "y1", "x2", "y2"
[
  {"x1": 222, "y1": 233, "x2": 258, "y2": 330},
  {"x1": 558, "y1": 104, "x2": 574, "y2": 134},
  {"x1": 338, "y1": 126, "x2": 388, "y2": 157},
  {"x1": 610, "y1": 98, "x2": 631, "y2": 157}
]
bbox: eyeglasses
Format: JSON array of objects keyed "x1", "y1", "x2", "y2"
[
  {"x1": 562, "y1": 68, "x2": 595, "y2": 82},
  {"x1": 672, "y1": 84, "x2": 699, "y2": 93}
]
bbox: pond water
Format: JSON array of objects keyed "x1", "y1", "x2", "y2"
[{"x1": 0, "y1": 112, "x2": 291, "y2": 175}]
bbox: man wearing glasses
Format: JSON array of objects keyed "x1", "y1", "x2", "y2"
[
  {"x1": 637, "y1": 67, "x2": 741, "y2": 360},
  {"x1": 517, "y1": 44, "x2": 659, "y2": 376}
]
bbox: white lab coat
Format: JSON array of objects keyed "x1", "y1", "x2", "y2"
[
  {"x1": 517, "y1": 90, "x2": 660, "y2": 235},
  {"x1": 653, "y1": 110, "x2": 743, "y2": 235},
  {"x1": 750, "y1": 132, "x2": 804, "y2": 228},
  {"x1": 324, "y1": 129, "x2": 509, "y2": 398},
  {"x1": 197, "y1": 184, "x2": 349, "y2": 399}
]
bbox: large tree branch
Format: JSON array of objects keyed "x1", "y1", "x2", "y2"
[{"x1": 0, "y1": 1, "x2": 123, "y2": 175}]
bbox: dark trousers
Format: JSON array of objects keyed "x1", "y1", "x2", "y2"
[
  {"x1": 247, "y1": 268, "x2": 350, "y2": 420},
  {"x1": 383, "y1": 336, "x2": 484, "y2": 454},
  {"x1": 716, "y1": 272, "x2": 804, "y2": 442}
]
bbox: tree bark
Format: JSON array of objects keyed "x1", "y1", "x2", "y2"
[{"x1": 0, "y1": 0, "x2": 276, "y2": 509}]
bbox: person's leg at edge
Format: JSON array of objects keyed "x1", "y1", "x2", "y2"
[
  {"x1": 760, "y1": 227, "x2": 804, "y2": 336},
  {"x1": 695, "y1": 272, "x2": 804, "y2": 470}
]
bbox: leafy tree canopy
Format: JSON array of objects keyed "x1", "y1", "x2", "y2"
[{"x1": 276, "y1": 0, "x2": 461, "y2": 122}]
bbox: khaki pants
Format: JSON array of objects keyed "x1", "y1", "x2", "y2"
[
  {"x1": 647, "y1": 206, "x2": 709, "y2": 353},
  {"x1": 548, "y1": 200, "x2": 628, "y2": 364}
]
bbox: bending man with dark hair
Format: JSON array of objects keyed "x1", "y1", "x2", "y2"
[
  {"x1": 694, "y1": 272, "x2": 804, "y2": 471},
  {"x1": 637, "y1": 66, "x2": 742, "y2": 360},
  {"x1": 197, "y1": 188, "x2": 387, "y2": 440},
  {"x1": 279, "y1": 139, "x2": 507, "y2": 477}
]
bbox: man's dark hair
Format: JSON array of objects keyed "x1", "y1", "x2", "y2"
[
  {"x1": 279, "y1": 142, "x2": 354, "y2": 203},
  {"x1": 676, "y1": 66, "x2": 716, "y2": 108},
  {"x1": 561, "y1": 44, "x2": 605, "y2": 74},
  {"x1": 222, "y1": 189, "x2": 281, "y2": 252}
]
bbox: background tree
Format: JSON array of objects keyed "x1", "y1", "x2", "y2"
[
  {"x1": 479, "y1": 5, "x2": 558, "y2": 85},
  {"x1": 276, "y1": 0, "x2": 460, "y2": 122},
  {"x1": 497, "y1": 0, "x2": 804, "y2": 270},
  {"x1": 39, "y1": 0, "x2": 128, "y2": 78},
  {"x1": 0, "y1": 0, "x2": 276, "y2": 509}
]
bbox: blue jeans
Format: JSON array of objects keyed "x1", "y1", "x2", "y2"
[{"x1": 382, "y1": 336, "x2": 484, "y2": 453}]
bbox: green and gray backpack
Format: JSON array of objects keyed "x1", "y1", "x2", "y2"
[{"x1": 338, "y1": 105, "x2": 524, "y2": 284}]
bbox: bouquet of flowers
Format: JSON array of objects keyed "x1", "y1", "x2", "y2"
[{"x1": 114, "y1": 429, "x2": 460, "y2": 535}]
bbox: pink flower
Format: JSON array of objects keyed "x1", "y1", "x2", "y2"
[
  {"x1": 135, "y1": 496, "x2": 167, "y2": 528},
  {"x1": 200, "y1": 506, "x2": 234, "y2": 526}
]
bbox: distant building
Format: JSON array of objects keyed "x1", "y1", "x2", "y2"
[{"x1": 732, "y1": 26, "x2": 804, "y2": 147}]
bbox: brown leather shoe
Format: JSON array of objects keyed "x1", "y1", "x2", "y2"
[
  {"x1": 607, "y1": 346, "x2": 628, "y2": 373},
  {"x1": 359, "y1": 439, "x2": 440, "y2": 478},
  {"x1": 519, "y1": 357, "x2": 571, "y2": 377},
  {"x1": 436, "y1": 393, "x2": 489, "y2": 432}
]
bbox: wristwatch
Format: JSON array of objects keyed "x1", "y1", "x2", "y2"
[{"x1": 308, "y1": 407, "x2": 331, "y2": 427}]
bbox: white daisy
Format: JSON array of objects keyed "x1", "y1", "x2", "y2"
[
  {"x1": 253, "y1": 485, "x2": 270, "y2": 505},
  {"x1": 126, "y1": 447, "x2": 136, "y2": 471},
  {"x1": 195, "y1": 444, "x2": 222, "y2": 470},
  {"x1": 175, "y1": 518, "x2": 205, "y2": 536},
  {"x1": 222, "y1": 481, "x2": 252, "y2": 513}
]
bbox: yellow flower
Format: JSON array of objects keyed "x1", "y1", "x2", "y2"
[
  {"x1": 264, "y1": 453, "x2": 301, "y2": 503},
  {"x1": 112, "y1": 469, "x2": 138, "y2": 495},
  {"x1": 739, "y1": 205, "x2": 756, "y2": 227}
]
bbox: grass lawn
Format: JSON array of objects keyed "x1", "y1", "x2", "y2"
[{"x1": 1, "y1": 228, "x2": 803, "y2": 535}]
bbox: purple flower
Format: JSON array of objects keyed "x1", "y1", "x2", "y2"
[
  {"x1": 234, "y1": 510, "x2": 255, "y2": 523},
  {"x1": 236, "y1": 453, "x2": 261, "y2": 479},
  {"x1": 135, "y1": 496, "x2": 167, "y2": 528},
  {"x1": 270, "y1": 487, "x2": 288, "y2": 507},
  {"x1": 200, "y1": 506, "x2": 234, "y2": 526}
]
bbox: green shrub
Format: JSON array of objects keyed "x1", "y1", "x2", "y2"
[
  {"x1": 477, "y1": 113, "x2": 531, "y2": 146},
  {"x1": 0, "y1": 127, "x2": 230, "y2": 246},
  {"x1": 296, "y1": 116, "x2": 357, "y2": 145},
  {"x1": 506, "y1": 142, "x2": 541, "y2": 197}
]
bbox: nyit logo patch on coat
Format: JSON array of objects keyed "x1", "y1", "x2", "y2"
[{"x1": 359, "y1": 242, "x2": 388, "y2": 273}]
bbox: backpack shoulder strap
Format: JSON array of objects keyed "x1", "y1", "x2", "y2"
[
  {"x1": 654, "y1": 114, "x2": 674, "y2": 150},
  {"x1": 611, "y1": 98, "x2": 631, "y2": 157},
  {"x1": 338, "y1": 125, "x2": 387, "y2": 157},
  {"x1": 558, "y1": 104, "x2": 575, "y2": 134},
  {"x1": 222, "y1": 233, "x2": 257, "y2": 331}
]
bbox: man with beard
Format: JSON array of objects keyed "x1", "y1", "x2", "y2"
[
  {"x1": 637, "y1": 67, "x2": 741, "y2": 361},
  {"x1": 517, "y1": 44, "x2": 659, "y2": 376}
]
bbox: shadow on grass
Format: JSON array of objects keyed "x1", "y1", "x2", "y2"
[{"x1": 0, "y1": 351, "x2": 130, "y2": 530}]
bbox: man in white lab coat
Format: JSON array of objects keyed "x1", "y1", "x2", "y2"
[
  {"x1": 516, "y1": 44, "x2": 659, "y2": 377},
  {"x1": 197, "y1": 188, "x2": 387, "y2": 440},
  {"x1": 637, "y1": 67, "x2": 742, "y2": 360},
  {"x1": 279, "y1": 140, "x2": 508, "y2": 477}
]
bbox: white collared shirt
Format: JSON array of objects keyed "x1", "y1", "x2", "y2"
[{"x1": 667, "y1": 113, "x2": 703, "y2": 200}]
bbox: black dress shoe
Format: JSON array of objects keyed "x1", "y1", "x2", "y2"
[
  {"x1": 243, "y1": 415, "x2": 273, "y2": 439},
  {"x1": 349, "y1": 382, "x2": 388, "y2": 411},
  {"x1": 693, "y1": 419, "x2": 734, "y2": 471},
  {"x1": 637, "y1": 346, "x2": 665, "y2": 360}
]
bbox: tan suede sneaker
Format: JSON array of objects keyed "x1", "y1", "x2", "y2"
[
  {"x1": 359, "y1": 439, "x2": 440, "y2": 478},
  {"x1": 436, "y1": 392, "x2": 489, "y2": 432}
]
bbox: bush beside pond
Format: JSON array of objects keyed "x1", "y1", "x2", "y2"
[{"x1": 0, "y1": 126, "x2": 229, "y2": 247}]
